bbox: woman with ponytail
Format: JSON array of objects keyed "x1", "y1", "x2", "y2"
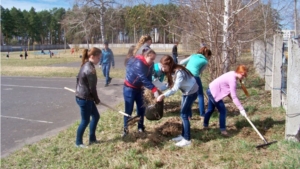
[
  {"x1": 180, "y1": 46, "x2": 212, "y2": 117},
  {"x1": 75, "y1": 47, "x2": 102, "y2": 148},
  {"x1": 134, "y1": 35, "x2": 152, "y2": 55},
  {"x1": 203, "y1": 65, "x2": 249, "y2": 136},
  {"x1": 157, "y1": 55, "x2": 198, "y2": 147}
]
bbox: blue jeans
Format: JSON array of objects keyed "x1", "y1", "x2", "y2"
[
  {"x1": 75, "y1": 97, "x2": 100, "y2": 145},
  {"x1": 180, "y1": 92, "x2": 198, "y2": 141},
  {"x1": 123, "y1": 86, "x2": 145, "y2": 130},
  {"x1": 172, "y1": 54, "x2": 178, "y2": 64},
  {"x1": 203, "y1": 88, "x2": 227, "y2": 131},
  {"x1": 101, "y1": 63, "x2": 111, "y2": 85},
  {"x1": 194, "y1": 76, "x2": 205, "y2": 116}
]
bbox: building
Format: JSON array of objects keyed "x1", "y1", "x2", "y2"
[{"x1": 282, "y1": 30, "x2": 296, "y2": 41}]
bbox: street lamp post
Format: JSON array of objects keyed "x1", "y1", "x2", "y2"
[
  {"x1": 63, "y1": 27, "x2": 66, "y2": 51},
  {"x1": 134, "y1": 17, "x2": 140, "y2": 44}
]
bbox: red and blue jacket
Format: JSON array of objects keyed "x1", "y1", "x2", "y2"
[{"x1": 124, "y1": 55, "x2": 157, "y2": 93}]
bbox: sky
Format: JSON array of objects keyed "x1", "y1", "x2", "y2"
[
  {"x1": 1, "y1": 0, "x2": 298, "y2": 30},
  {"x1": 1, "y1": 0, "x2": 73, "y2": 11}
]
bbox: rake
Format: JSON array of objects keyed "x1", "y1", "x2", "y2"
[{"x1": 244, "y1": 115, "x2": 277, "y2": 148}]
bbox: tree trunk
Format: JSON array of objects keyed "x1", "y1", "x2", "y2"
[
  {"x1": 222, "y1": 0, "x2": 230, "y2": 73},
  {"x1": 100, "y1": 4, "x2": 105, "y2": 43}
]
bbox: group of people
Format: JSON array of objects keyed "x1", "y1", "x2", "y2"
[{"x1": 74, "y1": 35, "x2": 250, "y2": 148}]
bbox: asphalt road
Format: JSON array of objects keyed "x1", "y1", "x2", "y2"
[{"x1": 0, "y1": 53, "x2": 178, "y2": 157}]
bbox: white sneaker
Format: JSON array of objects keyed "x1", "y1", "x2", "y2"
[
  {"x1": 76, "y1": 144, "x2": 88, "y2": 148},
  {"x1": 175, "y1": 138, "x2": 191, "y2": 147},
  {"x1": 171, "y1": 135, "x2": 184, "y2": 142}
]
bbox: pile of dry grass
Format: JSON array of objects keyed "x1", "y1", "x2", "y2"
[{"x1": 143, "y1": 88, "x2": 160, "y2": 106}]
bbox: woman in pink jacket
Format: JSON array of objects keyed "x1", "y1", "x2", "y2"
[{"x1": 203, "y1": 65, "x2": 249, "y2": 136}]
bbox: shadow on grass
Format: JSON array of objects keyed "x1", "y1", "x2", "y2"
[{"x1": 235, "y1": 117, "x2": 285, "y2": 135}]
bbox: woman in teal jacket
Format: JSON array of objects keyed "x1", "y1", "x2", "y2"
[{"x1": 179, "y1": 47, "x2": 212, "y2": 116}]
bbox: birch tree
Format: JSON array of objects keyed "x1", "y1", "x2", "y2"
[
  {"x1": 76, "y1": 0, "x2": 117, "y2": 43},
  {"x1": 169, "y1": 0, "x2": 280, "y2": 79}
]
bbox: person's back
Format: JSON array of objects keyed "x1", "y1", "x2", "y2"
[
  {"x1": 136, "y1": 43, "x2": 150, "y2": 55},
  {"x1": 185, "y1": 54, "x2": 208, "y2": 76}
]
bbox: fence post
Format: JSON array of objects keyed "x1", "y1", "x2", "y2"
[
  {"x1": 252, "y1": 40, "x2": 265, "y2": 78},
  {"x1": 265, "y1": 39, "x2": 273, "y2": 90},
  {"x1": 271, "y1": 34, "x2": 283, "y2": 107},
  {"x1": 285, "y1": 38, "x2": 300, "y2": 141}
]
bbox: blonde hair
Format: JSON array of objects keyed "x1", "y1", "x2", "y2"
[
  {"x1": 133, "y1": 35, "x2": 152, "y2": 55},
  {"x1": 81, "y1": 47, "x2": 102, "y2": 67}
]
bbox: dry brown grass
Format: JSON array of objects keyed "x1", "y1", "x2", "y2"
[{"x1": 1, "y1": 53, "x2": 299, "y2": 169}]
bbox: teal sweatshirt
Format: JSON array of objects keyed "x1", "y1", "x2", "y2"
[{"x1": 179, "y1": 54, "x2": 208, "y2": 77}]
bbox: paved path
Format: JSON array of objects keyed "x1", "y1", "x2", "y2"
[{"x1": 1, "y1": 76, "x2": 125, "y2": 157}]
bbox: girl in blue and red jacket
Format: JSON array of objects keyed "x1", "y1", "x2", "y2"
[{"x1": 123, "y1": 48, "x2": 159, "y2": 137}]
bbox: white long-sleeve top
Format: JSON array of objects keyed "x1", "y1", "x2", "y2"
[{"x1": 163, "y1": 70, "x2": 198, "y2": 97}]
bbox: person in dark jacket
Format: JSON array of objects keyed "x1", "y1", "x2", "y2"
[
  {"x1": 25, "y1": 49, "x2": 28, "y2": 59},
  {"x1": 172, "y1": 41, "x2": 179, "y2": 64},
  {"x1": 123, "y1": 48, "x2": 159, "y2": 137},
  {"x1": 75, "y1": 47, "x2": 102, "y2": 148}
]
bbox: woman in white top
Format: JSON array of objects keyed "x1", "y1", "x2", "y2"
[{"x1": 157, "y1": 55, "x2": 198, "y2": 147}]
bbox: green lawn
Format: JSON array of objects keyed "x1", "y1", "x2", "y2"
[{"x1": 1, "y1": 51, "x2": 299, "y2": 169}]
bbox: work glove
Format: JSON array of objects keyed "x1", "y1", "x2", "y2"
[
  {"x1": 154, "y1": 91, "x2": 159, "y2": 98},
  {"x1": 240, "y1": 110, "x2": 247, "y2": 117}
]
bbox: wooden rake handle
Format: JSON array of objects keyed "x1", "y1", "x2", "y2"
[
  {"x1": 64, "y1": 87, "x2": 131, "y2": 117},
  {"x1": 244, "y1": 115, "x2": 268, "y2": 144}
]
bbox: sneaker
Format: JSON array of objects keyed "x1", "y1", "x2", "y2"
[
  {"x1": 221, "y1": 131, "x2": 229, "y2": 137},
  {"x1": 108, "y1": 77, "x2": 112, "y2": 84},
  {"x1": 76, "y1": 144, "x2": 88, "y2": 148},
  {"x1": 89, "y1": 140, "x2": 101, "y2": 145},
  {"x1": 104, "y1": 84, "x2": 108, "y2": 87},
  {"x1": 138, "y1": 125, "x2": 145, "y2": 133},
  {"x1": 171, "y1": 135, "x2": 184, "y2": 142},
  {"x1": 122, "y1": 128, "x2": 129, "y2": 138},
  {"x1": 175, "y1": 138, "x2": 191, "y2": 147}
]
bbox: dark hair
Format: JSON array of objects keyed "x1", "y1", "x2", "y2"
[
  {"x1": 124, "y1": 45, "x2": 136, "y2": 66},
  {"x1": 160, "y1": 55, "x2": 193, "y2": 87},
  {"x1": 81, "y1": 47, "x2": 102, "y2": 67},
  {"x1": 197, "y1": 46, "x2": 212, "y2": 58}
]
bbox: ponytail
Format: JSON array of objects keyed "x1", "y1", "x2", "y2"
[
  {"x1": 133, "y1": 35, "x2": 152, "y2": 55},
  {"x1": 81, "y1": 49, "x2": 89, "y2": 67},
  {"x1": 236, "y1": 65, "x2": 249, "y2": 97},
  {"x1": 240, "y1": 80, "x2": 249, "y2": 97},
  {"x1": 80, "y1": 47, "x2": 102, "y2": 67},
  {"x1": 197, "y1": 46, "x2": 212, "y2": 59}
]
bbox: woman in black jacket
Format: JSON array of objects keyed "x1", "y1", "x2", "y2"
[{"x1": 75, "y1": 47, "x2": 102, "y2": 148}]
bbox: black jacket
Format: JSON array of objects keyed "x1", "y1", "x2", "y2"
[{"x1": 76, "y1": 61, "x2": 100, "y2": 103}]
